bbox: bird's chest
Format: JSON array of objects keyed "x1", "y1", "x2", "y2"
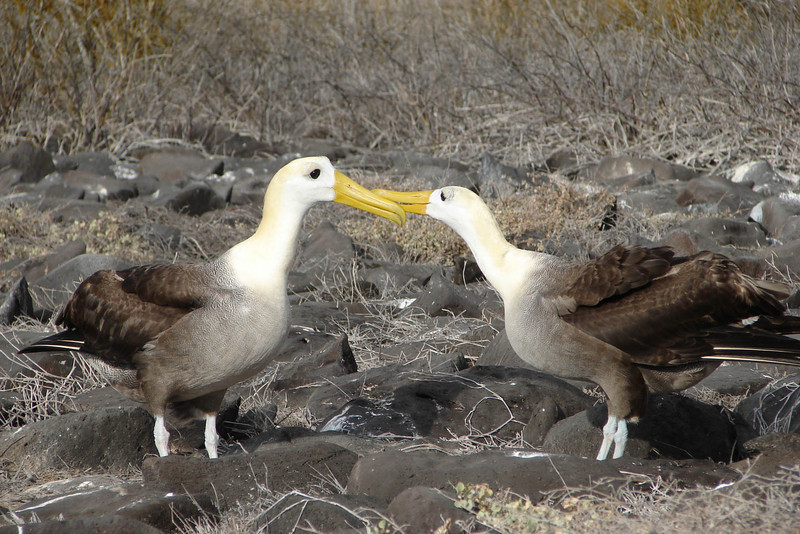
[
  {"x1": 210, "y1": 296, "x2": 289, "y2": 379},
  {"x1": 504, "y1": 294, "x2": 581, "y2": 378},
  {"x1": 154, "y1": 293, "x2": 289, "y2": 393}
]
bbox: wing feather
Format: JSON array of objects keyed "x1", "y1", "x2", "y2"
[
  {"x1": 558, "y1": 248, "x2": 800, "y2": 366},
  {"x1": 51, "y1": 264, "x2": 216, "y2": 364}
]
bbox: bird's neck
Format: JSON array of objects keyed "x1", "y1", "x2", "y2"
[
  {"x1": 226, "y1": 188, "x2": 307, "y2": 292},
  {"x1": 455, "y1": 218, "x2": 523, "y2": 300}
]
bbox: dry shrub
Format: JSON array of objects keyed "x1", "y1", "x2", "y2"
[
  {"x1": 0, "y1": 0, "x2": 797, "y2": 169},
  {"x1": 0, "y1": 0, "x2": 175, "y2": 149},
  {"x1": 338, "y1": 179, "x2": 613, "y2": 264}
]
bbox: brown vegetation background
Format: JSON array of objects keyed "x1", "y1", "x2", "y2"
[
  {"x1": 1, "y1": 0, "x2": 798, "y2": 169},
  {"x1": 2, "y1": 2, "x2": 800, "y2": 532}
]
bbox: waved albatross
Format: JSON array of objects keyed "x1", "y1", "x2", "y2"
[
  {"x1": 376, "y1": 185, "x2": 800, "y2": 460},
  {"x1": 19, "y1": 156, "x2": 405, "y2": 458}
]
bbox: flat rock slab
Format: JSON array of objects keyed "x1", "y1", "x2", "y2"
[
  {"x1": 390, "y1": 365, "x2": 592, "y2": 441},
  {"x1": 28, "y1": 254, "x2": 133, "y2": 312},
  {"x1": 387, "y1": 486, "x2": 472, "y2": 534},
  {"x1": 347, "y1": 450, "x2": 623, "y2": 503},
  {"x1": 0, "y1": 515, "x2": 163, "y2": 534},
  {"x1": 0, "y1": 406, "x2": 156, "y2": 470},
  {"x1": 734, "y1": 432, "x2": 800, "y2": 476},
  {"x1": 347, "y1": 449, "x2": 740, "y2": 504},
  {"x1": 7, "y1": 481, "x2": 215, "y2": 532},
  {"x1": 142, "y1": 439, "x2": 358, "y2": 511},
  {"x1": 256, "y1": 492, "x2": 387, "y2": 533}
]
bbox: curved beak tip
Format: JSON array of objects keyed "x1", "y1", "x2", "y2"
[
  {"x1": 371, "y1": 189, "x2": 433, "y2": 216},
  {"x1": 332, "y1": 171, "x2": 407, "y2": 226}
]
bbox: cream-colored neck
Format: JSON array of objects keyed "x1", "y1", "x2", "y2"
[
  {"x1": 452, "y1": 213, "x2": 522, "y2": 300},
  {"x1": 226, "y1": 185, "x2": 307, "y2": 293}
]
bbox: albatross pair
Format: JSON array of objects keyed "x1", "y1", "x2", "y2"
[
  {"x1": 20, "y1": 157, "x2": 405, "y2": 459},
  {"x1": 376, "y1": 185, "x2": 800, "y2": 460}
]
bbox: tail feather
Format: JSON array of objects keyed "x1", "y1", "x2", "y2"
[
  {"x1": 701, "y1": 353, "x2": 800, "y2": 366},
  {"x1": 18, "y1": 330, "x2": 85, "y2": 354}
]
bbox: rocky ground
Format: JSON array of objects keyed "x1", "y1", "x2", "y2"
[{"x1": 1, "y1": 136, "x2": 799, "y2": 533}]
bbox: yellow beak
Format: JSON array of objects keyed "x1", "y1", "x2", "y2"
[
  {"x1": 371, "y1": 189, "x2": 434, "y2": 215},
  {"x1": 333, "y1": 171, "x2": 406, "y2": 226}
]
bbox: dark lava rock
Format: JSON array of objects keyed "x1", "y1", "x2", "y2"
[
  {"x1": 315, "y1": 365, "x2": 591, "y2": 443},
  {"x1": 406, "y1": 271, "x2": 486, "y2": 318},
  {"x1": 7, "y1": 478, "x2": 215, "y2": 532},
  {"x1": 61, "y1": 170, "x2": 138, "y2": 202},
  {"x1": 157, "y1": 182, "x2": 226, "y2": 215},
  {"x1": 35, "y1": 173, "x2": 84, "y2": 200},
  {"x1": 48, "y1": 200, "x2": 110, "y2": 224},
  {"x1": 478, "y1": 328, "x2": 532, "y2": 369},
  {"x1": 730, "y1": 160, "x2": 789, "y2": 195},
  {"x1": 601, "y1": 169, "x2": 658, "y2": 191},
  {"x1": 270, "y1": 330, "x2": 358, "y2": 407},
  {"x1": 593, "y1": 156, "x2": 698, "y2": 183},
  {"x1": 71, "y1": 386, "x2": 143, "y2": 412},
  {"x1": 357, "y1": 262, "x2": 443, "y2": 295},
  {"x1": 225, "y1": 402, "x2": 278, "y2": 442},
  {"x1": 688, "y1": 363, "x2": 774, "y2": 396},
  {"x1": 348, "y1": 449, "x2": 738, "y2": 504},
  {"x1": 749, "y1": 195, "x2": 800, "y2": 239},
  {"x1": 734, "y1": 374, "x2": 800, "y2": 435},
  {"x1": 452, "y1": 256, "x2": 484, "y2": 285},
  {"x1": 0, "y1": 406, "x2": 156, "y2": 470},
  {"x1": 138, "y1": 148, "x2": 223, "y2": 183},
  {"x1": 0, "y1": 277, "x2": 34, "y2": 325},
  {"x1": 390, "y1": 153, "x2": 477, "y2": 190},
  {"x1": 522, "y1": 395, "x2": 564, "y2": 447},
  {"x1": 0, "y1": 515, "x2": 164, "y2": 534},
  {"x1": 347, "y1": 450, "x2": 623, "y2": 503},
  {"x1": 142, "y1": 438, "x2": 358, "y2": 510},
  {"x1": 318, "y1": 397, "x2": 420, "y2": 438},
  {"x1": 15, "y1": 239, "x2": 87, "y2": 283},
  {"x1": 676, "y1": 174, "x2": 763, "y2": 214},
  {"x1": 236, "y1": 426, "x2": 318, "y2": 452},
  {"x1": 298, "y1": 221, "x2": 356, "y2": 273},
  {"x1": 0, "y1": 141, "x2": 56, "y2": 184},
  {"x1": 387, "y1": 486, "x2": 471, "y2": 534},
  {"x1": 54, "y1": 151, "x2": 114, "y2": 176},
  {"x1": 735, "y1": 432, "x2": 800, "y2": 476},
  {"x1": 543, "y1": 394, "x2": 741, "y2": 462},
  {"x1": 178, "y1": 122, "x2": 270, "y2": 158},
  {"x1": 28, "y1": 254, "x2": 134, "y2": 312},
  {"x1": 256, "y1": 492, "x2": 386, "y2": 533},
  {"x1": 5, "y1": 349, "x2": 78, "y2": 381},
  {"x1": 477, "y1": 152, "x2": 529, "y2": 198},
  {"x1": 759, "y1": 238, "x2": 800, "y2": 274},
  {"x1": 675, "y1": 217, "x2": 768, "y2": 248},
  {"x1": 615, "y1": 181, "x2": 685, "y2": 216},
  {"x1": 543, "y1": 149, "x2": 578, "y2": 174}
]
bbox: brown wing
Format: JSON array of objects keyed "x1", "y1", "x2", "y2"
[
  {"x1": 560, "y1": 245, "x2": 675, "y2": 309},
  {"x1": 56, "y1": 263, "x2": 216, "y2": 364},
  {"x1": 561, "y1": 250, "x2": 797, "y2": 366}
]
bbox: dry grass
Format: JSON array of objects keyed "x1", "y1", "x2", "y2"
[
  {"x1": 3, "y1": 1, "x2": 800, "y2": 532},
  {"x1": 446, "y1": 466, "x2": 800, "y2": 533},
  {"x1": 1, "y1": 0, "x2": 798, "y2": 168}
]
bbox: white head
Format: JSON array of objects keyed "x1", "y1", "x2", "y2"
[
  {"x1": 373, "y1": 185, "x2": 499, "y2": 241},
  {"x1": 229, "y1": 157, "x2": 405, "y2": 292},
  {"x1": 373, "y1": 185, "x2": 520, "y2": 296},
  {"x1": 264, "y1": 156, "x2": 406, "y2": 225}
]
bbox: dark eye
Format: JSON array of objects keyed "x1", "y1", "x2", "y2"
[
  {"x1": 310, "y1": 168, "x2": 321, "y2": 179},
  {"x1": 440, "y1": 191, "x2": 446, "y2": 201}
]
